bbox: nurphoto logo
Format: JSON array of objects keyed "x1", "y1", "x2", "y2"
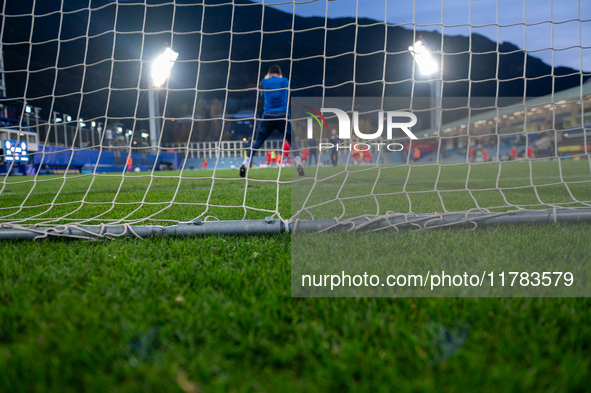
[{"x1": 304, "y1": 107, "x2": 418, "y2": 152}]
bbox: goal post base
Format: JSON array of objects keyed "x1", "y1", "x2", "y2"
[
  {"x1": 291, "y1": 209, "x2": 591, "y2": 233},
  {"x1": 0, "y1": 209, "x2": 590, "y2": 240},
  {"x1": 0, "y1": 218, "x2": 287, "y2": 240}
]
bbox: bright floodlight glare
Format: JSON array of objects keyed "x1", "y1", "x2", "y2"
[
  {"x1": 152, "y1": 47, "x2": 179, "y2": 87},
  {"x1": 408, "y1": 40, "x2": 438, "y2": 76}
]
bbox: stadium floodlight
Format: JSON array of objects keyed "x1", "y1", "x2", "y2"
[
  {"x1": 24, "y1": 104, "x2": 32, "y2": 127},
  {"x1": 90, "y1": 121, "x2": 97, "y2": 147},
  {"x1": 149, "y1": 46, "x2": 178, "y2": 153},
  {"x1": 409, "y1": 40, "x2": 441, "y2": 131},
  {"x1": 408, "y1": 40, "x2": 437, "y2": 76},
  {"x1": 62, "y1": 113, "x2": 70, "y2": 147},
  {"x1": 151, "y1": 47, "x2": 179, "y2": 88}
]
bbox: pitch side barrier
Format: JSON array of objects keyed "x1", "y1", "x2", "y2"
[{"x1": 0, "y1": 209, "x2": 590, "y2": 240}]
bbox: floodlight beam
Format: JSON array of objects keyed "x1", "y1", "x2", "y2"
[
  {"x1": 152, "y1": 47, "x2": 179, "y2": 88},
  {"x1": 409, "y1": 40, "x2": 438, "y2": 76}
]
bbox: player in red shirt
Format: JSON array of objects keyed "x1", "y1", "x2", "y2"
[
  {"x1": 301, "y1": 149, "x2": 309, "y2": 165},
  {"x1": 283, "y1": 140, "x2": 290, "y2": 164},
  {"x1": 363, "y1": 150, "x2": 373, "y2": 164},
  {"x1": 510, "y1": 146, "x2": 518, "y2": 160},
  {"x1": 527, "y1": 146, "x2": 535, "y2": 159},
  {"x1": 469, "y1": 147, "x2": 475, "y2": 162},
  {"x1": 482, "y1": 148, "x2": 488, "y2": 162},
  {"x1": 270, "y1": 151, "x2": 277, "y2": 167},
  {"x1": 126, "y1": 155, "x2": 133, "y2": 172},
  {"x1": 412, "y1": 147, "x2": 421, "y2": 163},
  {"x1": 352, "y1": 141, "x2": 362, "y2": 164}
]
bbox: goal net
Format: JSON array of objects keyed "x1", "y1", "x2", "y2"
[{"x1": 0, "y1": 0, "x2": 590, "y2": 239}]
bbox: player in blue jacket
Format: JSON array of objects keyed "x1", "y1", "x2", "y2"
[{"x1": 239, "y1": 65, "x2": 304, "y2": 177}]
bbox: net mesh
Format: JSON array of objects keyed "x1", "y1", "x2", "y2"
[{"x1": 0, "y1": 0, "x2": 589, "y2": 236}]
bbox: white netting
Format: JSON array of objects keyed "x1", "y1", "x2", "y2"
[{"x1": 0, "y1": 0, "x2": 589, "y2": 236}]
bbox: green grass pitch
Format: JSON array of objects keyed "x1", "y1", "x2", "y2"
[{"x1": 1, "y1": 159, "x2": 591, "y2": 391}]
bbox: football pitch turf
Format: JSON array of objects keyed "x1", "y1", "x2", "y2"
[
  {"x1": 1, "y1": 159, "x2": 591, "y2": 391},
  {"x1": 0, "y1": 159, "x2": 589, "y2": 224}
]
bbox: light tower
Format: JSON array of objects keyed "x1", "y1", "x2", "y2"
[
  {"x1": 64, "y1": 115, "x2": 71, "y2": 147},
  {"x1": 409, "y1": 39, "x2": 441, "y2": 133},
  {"x1": 148, "y1": 46, "x2": 179, "y2": 153}
]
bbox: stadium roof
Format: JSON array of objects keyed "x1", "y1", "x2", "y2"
[{"x1": 424, "y1": 79, "x2": 591, "y2": 136}]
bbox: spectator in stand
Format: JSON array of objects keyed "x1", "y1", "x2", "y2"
[
  {"x1": 510, "y1": 145, "x2": 518, "y2": 160},
  {"x1": 308, "y1": 137, "x2": 318, "y2": 166}
]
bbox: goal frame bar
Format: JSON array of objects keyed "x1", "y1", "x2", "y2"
[{"x1": 0, "y1": 209, "x2": 590, "y2": 240}]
